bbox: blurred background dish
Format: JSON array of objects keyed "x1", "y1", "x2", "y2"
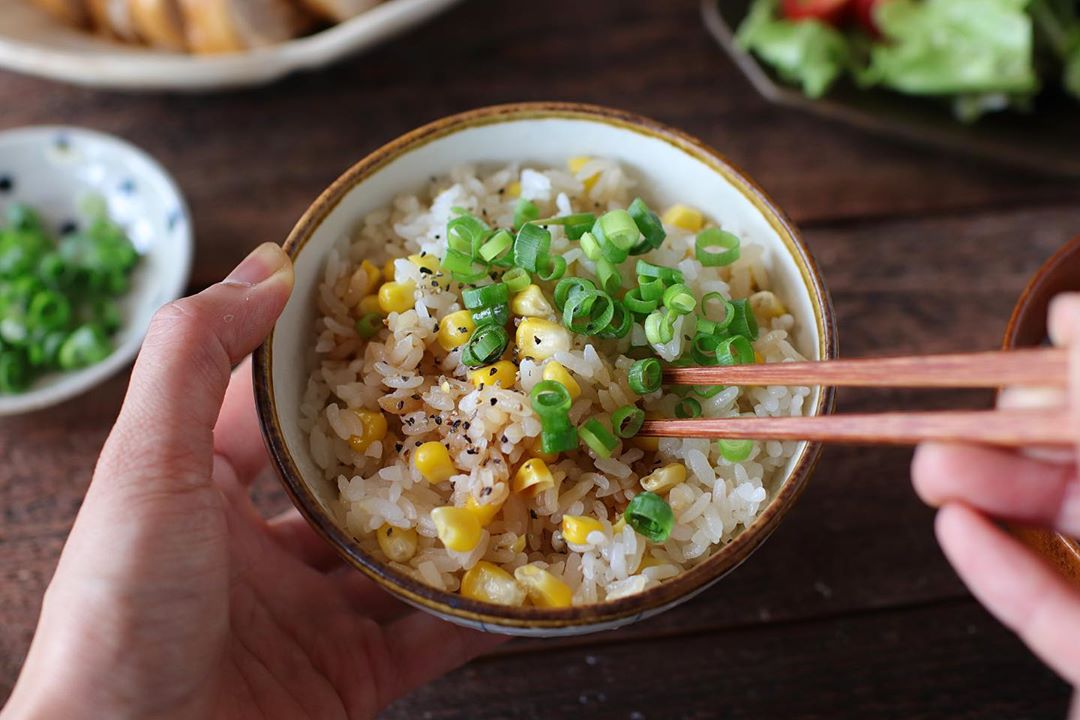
[
  {"x1": 702, "y1": 0, "x2": 1080, "y2": 178},
  {"x1": 0, "y1": 0, "x2": 464, "y2": 91},
  {"x1": 0, "y1": 126, "x2": 191, "y2": 414}
]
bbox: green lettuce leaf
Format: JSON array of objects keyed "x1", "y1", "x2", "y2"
[
  {"x1": 736, "y1": 0, "x2": 852, "y2": 99},
  {"x1": 862, "y1": 0, "x2": 1039, "y2": 98}
]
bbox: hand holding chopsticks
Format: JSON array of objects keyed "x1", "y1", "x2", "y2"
[{"x1": 639, "y1": 347, "x2": 1075, "y2": 447}]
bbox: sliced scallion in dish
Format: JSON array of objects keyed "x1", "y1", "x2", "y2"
[
  {"x1": 611, "y1": 405, "x2": 645, "y2": 438},
  {"x1": 624, "y1": 491, "x2": 675, "y2": 543},
  {"x1": 718, "y1": 438, "x2": 754, "y2": 463},
  {"x1": 579, "y1": 417, "x2": 619, "y2": 458},
  {"x1": 628, "y1": 357, "x2": 662, "y2": 395},
  {"x1": 695, "y1": 227, "x2": 741, "y2": 267},
  {"x1": 461, "y1": 324, "x2": 509, "y2": 367}
]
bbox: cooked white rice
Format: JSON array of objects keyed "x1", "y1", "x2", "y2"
[{"x1": 300, "y1": 160, "x2": 810, "y2": 606}]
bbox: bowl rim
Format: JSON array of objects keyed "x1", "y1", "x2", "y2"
[
  {"x1": 0, "y1": 124, "x2": 193, "y2": 416},
  {"x1": 1001, "y1": 234, "x2": 1080, "y2": 579},
  {"x1": 253, "y1": 101, "x2": 838, "y2": 629}
]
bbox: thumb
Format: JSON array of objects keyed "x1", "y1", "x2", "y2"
[{"x1": 99, "y1": 242, "x2": 293, "y2": 492}]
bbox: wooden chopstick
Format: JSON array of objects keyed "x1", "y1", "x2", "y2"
[
  {"x1": 663, "y1": 347, "x2": 1068, "y2": 388},
  {"x1": 639, "y1": 410, "x2": 1075, "y2": 447}
]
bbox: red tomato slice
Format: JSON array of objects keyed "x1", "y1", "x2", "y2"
[
  {"x1": 781, "y1": 0, "x2": 851, "y2": 25},
  {"x1": 852, "y1": 0, "x2": 884, "y2": 34}
]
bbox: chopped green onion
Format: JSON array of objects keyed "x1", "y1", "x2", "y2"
[
  {"x1": 535, "y1": 254, "x2": 567, "y2": 282},
  {"x1": 599, "y1": 238, "x2": 630, "y2": 264},
  {"x1": 0, "y1": 350, "x2": 30, "y2": 393},
  {"x1": 57, "y1": 323, "x2": 111, "y2": 370},
  {"x1": 579, "y1": 231, "x2": 602, "y2": 261},
  {"x1": 553, "y1": 277, "x2": 596, "y2": 311},
  {"x1": 461, "y1": 324, "x2": 509, "y2": 367},
  {"x1": 561, "y1": 213, "x2": 596, "y2": 241},
  {"x1": 355, "y1": 312, "x2": 383, "y2": 339},
  {"x1": 624, "y1": 491, "x2": 675, "y2": 543},
  {"x1": 727, "y1": 298, "x2": 759, "y2": 340},
  {"x1": 463, "y1": 283, "x2": 509, "y2": 310},
  {"x1": 595, "y1": 301, "x2": 633, "y2": 339},
  {"x1": 611, "y1": 405, "x2": 645, "y2": 438},
  {"x1": 716, "y1": 335, "x2": 755, "y2": 366},
  {"x1": 479, "y1": 229, "x2": 513, "y2": 263},
  {"x1": 628, "y1": 357, "x2": 662, "y2": 395},
  {"x1": 596, "y1": 209, "x2": 639, "y2": 251},
  {"x1": 579, "y1": 417, "x2": 619, "y2": 458},
  {"x1": 692, "y1": 384, "x2": 726, "y2": 398},
  {"x1": 470, "y1": 304, "x2": 509, "y2": 327},
  {"x1": 513, "y1": 198, "x2": 540, "y2": 230},
  {"x1": 627, "y1": 198, "x2": 666, "y2": 255},
  {"x1": 690, "y1": 332, "x2": 724, "y2": 366},
  {"x1": 644, "y1": 309, "x2": 675, "y2": 344},
  {"x1": 27, "y1": 290, "x2": 70, "y2": 330},
  {"x1": 563, "y1": 289, "x2": 614, "y2": 335},
  {"x1": 695, "y1": 228, "x2": 741, "y2": 267},
  {"x1": 635, "y1": 260, "x2": 683, "y2": 285},
  {"x1": 530, "y1": 379, "x2": 573, "y2": 416},
  {"x1": 513, "y1": 223, "x2": 551, "y2": 273},
  {"x1": 674, "y1": 397, "x2": 702, "y2": 419},
  {"x1": 595, "y1": 258, "x2": 622, "y2": 294},
  {"x1": 662, "y1": 283, "x2": 696, "y2": 315},
  {"x1": 502, "y1": 267, "x2": 531, "y2": 293},
  {"x1": 623, "y1": 288, "x2": 658, "y2": 315},
  {"x1": 700, "y1": 292, "x2": 735, "y2": 331},
  {"x1": 540, "y1": 423, "x2": 579, "y2": 454},
  {"x1": 447, "y1": 213, "x2": 490, "y2": 257},
  {"x1": 637, "y1": 276, "x2": 665, "y2": 302},
  {"x1": 442, "y1": 248, "x2": 488, "y2": 283},
  {"x1": 718, "y1": 438, "x2": 754, "y2": 463}
]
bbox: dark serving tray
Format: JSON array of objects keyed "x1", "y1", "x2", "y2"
[{"x1": 702, "y1": 0, "x2": 1080, "y2": 179}]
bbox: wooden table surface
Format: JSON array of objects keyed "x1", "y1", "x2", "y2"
[{"x1": 2, "y1": 1, "x2": 1079, "y2": 717}]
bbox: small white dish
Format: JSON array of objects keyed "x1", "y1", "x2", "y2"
[
  {"x1": 0, "y1": 126, "x2": 192, "y2": 415},
  {"x1": 0, "y1": 0, "x2": 464, "y2": 92}
]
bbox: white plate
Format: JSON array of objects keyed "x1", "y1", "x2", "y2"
[
  {"x1": 0, "y1": 0, "x2": 463, "y2": 91},
  {"x1": 0, "y1": 126, "x2": 192, "y2": 415}
]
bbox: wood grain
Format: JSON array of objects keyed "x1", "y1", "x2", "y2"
[{"x1": 2, "y1": 0, "x2": 1079, "y2": 715}]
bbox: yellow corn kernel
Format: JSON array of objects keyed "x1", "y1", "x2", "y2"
[
  {"x1": 376, "y1": 524, "x2": 418, "y2": 562},
  {"x1": 348, "y1": 409, "x2": 388, "y2": 453},
  {"x1": 409, "y1": 253, "x2": 449, "y2": 289},
  {"x1": 461, "y1": 561, "x2": 525, "y2": 606},
  {"x1": 638, "y1": 554, "x2": 665, "y2": 571},
  {"x1": 414, "y1": 441, "x2": 455, "y2": 484},
  {"x1": 561, "y1": 515, "x2": 605, "y2": 545},
  {"x1": 640, "y1": 462, "x2": 687, "y2": 494},
  {"x1": 526, "y1": 436, "x2": 559, "y2": 464},
  {"x1": 378, "y1": 281, "x2": 415, "y2": 314},
  {"x1": 514, "y1": 564, "x2": 573, "y2": 609},
  {"x1": 358, "y1": 294, "x2": 382, "y2": 315},
  {"x1": 437, "y1": 309, "x2": 476, "y2": 351},
  {"x1": 511, "y1": 284, "x2": 554, "y2": 318},
  {"x1": 465, "y1": 494, "x2": 505, "y2": 527},
  {"x1": 510, "y1": 534, "x2": 527, "y2": 554},
  {"x1": 507, "y1": 180, "x2": 521, "y2": 197},
  {"x1": 749, "y1": 290, "x2": 786, "y2": 319},
  {"x1": 516, "y1": 318, "x2": 571, "y2": 361},
  {"x1": 359, "y1": 259, "x2": 381, "y2": 292},
  {"x1": 541, "y1": 361, "x2": 581, "y2": 400},
  {"x1": 431, "y1": 506, "x2": 482, "y2": 553},
  {"x1": 662, "y1": 204, "x2": 705, "y2": 233},
  {"x1": 383, "y1": 258, "x2": 397, "y2": 282},
  {"x1": 512, "y1": 458, "x2": 555, "y2": 495},
  {"x1": 469, "y1": 360, "x2": 517, "y2": 390},
  {"x1": 755, "y1": 350, "x2": 764, "y2": 364},
  {"x1": 568, "y1": 156, "x2": 599, "y2": 192}
]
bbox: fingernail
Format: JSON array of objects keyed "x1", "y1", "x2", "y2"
[{"x1": 224, "y1": 243, "x2": 288, "y2": 287}]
